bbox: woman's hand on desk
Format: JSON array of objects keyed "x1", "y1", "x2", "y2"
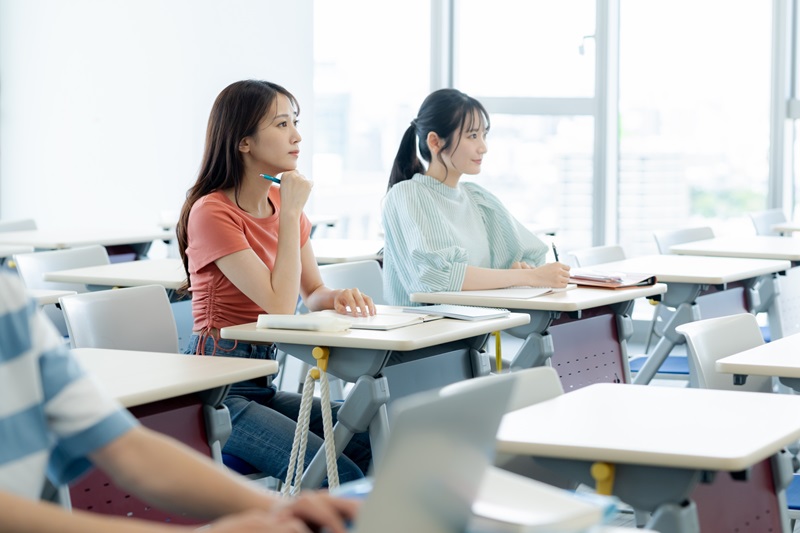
[
  {"x1": 333, "y1": 287, "x2": 376, "y2": 317},
  {"x1": 529, "y1": 262, "x2": 571, "y2": 288}
]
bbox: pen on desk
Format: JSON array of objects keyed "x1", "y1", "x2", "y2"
[
  {"x1": 260, "y1": 174, "x2": 281, "y2": 184},
  {"x1": 552, "y1": 242, "x2": 560, "y2": 262}
]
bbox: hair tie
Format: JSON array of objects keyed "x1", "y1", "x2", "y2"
[{"x1": 410, "y1": 119, "x2": 418, "y2": 128}]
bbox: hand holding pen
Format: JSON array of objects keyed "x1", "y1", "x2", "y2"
[{"x1": 552, "y1": 242, "x2": 560, "y2": 262}]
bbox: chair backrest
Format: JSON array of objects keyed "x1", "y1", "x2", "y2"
[
  {"x1": 505, "y1": 366, "x2": 565, "y2": 411},
  {"x1": 13, "y1": 245, "x2": 110, "y2": 292},
  {"x1": 749, "y1": 208, "x2": 787, "y2": 236},
  {"x1": 59, "y1": 284, "x2": 179, "y2": 352},
  {"x1": 675, "y1": 313, "x2": 771, "y2": 392},
  {"x1": 13, "y1": 245, "x2": 110, "y2": 337},
  {"x1": 0, "y1": 218, "x2": 37, "y2": 232},
  {"x1": 317, "y1": 259, "x2": 386, "y2": 305},
  {"x1": 568, "y1": 245, "x2": 626, "y2": 267},
  {"x1": 653, "y1": 226, "x2": 715, "y2": 254}
]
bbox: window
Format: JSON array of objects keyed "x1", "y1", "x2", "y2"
[
  {"x1": 618, "y1": 0, "x2": 771, "y2": 255},
  {"x1": 311, "y1": 0, "x2": 431, "y2": 238}
]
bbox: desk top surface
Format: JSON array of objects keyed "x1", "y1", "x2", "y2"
[
  {"x1": 29, "y1": 288, "x2": 76, "y2": 305},
  {"x1": 496, "y1": 383, "x2": 800, "y2": 470},
  {"x1": 0, "y1": 244, "x2": 33, "y2": 258},
  {"x1": 44, "y1": 258, "x2": 187, "y2": 290},
  {"x1": 310, "y1": 238, "x2": 383, "y2": 264},
  {"x1": 670, "y1": 235, "x2": 800, "y2": 261},
  {"x1": 221, "y1": 308, "x2": 530, "y2": 351},
  {"x1": 772, "y1": 221, "x2": 800, "y2": 233},
  {"x1": 0, "y1": 227, "x2": 175, "y2": 249},
  {"x1": 73, "y1": 348, "x2": 278, "y2": 407},
  {"x1": 585, "y1": 254, "x2": 790, "y2": 284},
  {"x1": 716, "y1": 333, "x2": 800, "y2": 378},
  {"x1": 410, "y1": 284, "x2": 667, "y2": 311}
]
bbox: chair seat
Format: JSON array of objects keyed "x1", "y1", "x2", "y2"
[
  {"x1": 787, "y1": 473, "x2": 800, "y2": 511},
  {"x1": 628, "y1": 355, "x2": 689, "y2": 375},
  {"x1": 222, "y1": 453, "x2": 261, "y2": 476}
]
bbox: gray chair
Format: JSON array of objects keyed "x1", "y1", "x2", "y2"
[
  {"x1": 0, "y1": 218, "x2": 36, "y2": 232},
  {"x1": 749, "y1": 208, "x2": 787, "y2": 236},
  {"x1": 569, "y1": 244, "x2": 626, "y2": 267},
  {"x1": 13, "y1": 245, "x2": 110, "y2": 337},
  {"x1": 59, "y1": 284, "x2": 179, "y2": 352}
]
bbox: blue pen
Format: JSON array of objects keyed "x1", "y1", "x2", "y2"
[{"x1": 260, "y1": 174, "x2": 281, "y2": 184}]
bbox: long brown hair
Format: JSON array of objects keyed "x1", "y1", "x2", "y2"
[{"x1": 176, "y1": 80, "x2": 299, "y2": 293}]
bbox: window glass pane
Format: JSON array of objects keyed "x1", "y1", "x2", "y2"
[
  {"x1": 455, "y1": 0, "x2": 595, "y2": 97},
  {"x1": 312, "y1": 0, "x2": 430, "y2": 238},
  {"x1": 465, "y1": 115, "x2": 594, "y2": 252},
  {"x1": 619, "y1": 1, "x2": 771, "y2": 256}
]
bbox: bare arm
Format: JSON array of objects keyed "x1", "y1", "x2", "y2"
[
  {"x1": 215, "y1": 172, "x2": 310, "y2": 315},
  {"x1": 461, "y1": 262, "x2": 571, "y2": 290},
  {"x1": 90, "y1": 426, "x2": 278, "y2": 519},
  {"x1": 89, "y1": 426, "x2": 359, "y2": 532}
]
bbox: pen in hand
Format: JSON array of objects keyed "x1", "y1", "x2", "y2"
[
  {"x1": 260, "y1": 173, "x2": 281, "y2": 184},
  {"x1": 551, "y1": 242, "x2": 560, "y2": 262}
]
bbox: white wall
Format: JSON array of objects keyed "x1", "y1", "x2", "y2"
[{"x1": 0, "y1": 0, "x2": 313, "y2": 230}]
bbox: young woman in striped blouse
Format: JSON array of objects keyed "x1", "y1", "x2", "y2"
[{"x1": 382, "y1": 88, "x2": 571, "y2": 306}]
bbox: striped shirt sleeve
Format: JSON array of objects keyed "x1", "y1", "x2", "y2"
[{"x1": 0, "y1": 274, "x2": 137, "y2": 496}]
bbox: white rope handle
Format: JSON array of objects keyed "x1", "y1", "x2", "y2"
[{"x1": 282, "y1": 365, "x2": 339, "y2": 496}]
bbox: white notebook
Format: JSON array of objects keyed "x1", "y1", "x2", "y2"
[
  {"x1": 317, "y1": 309, "x2": 426, "y2": 330},
  {"x1": 404, "y1": 304, "x2": 510, "y2": 321},
  {"x1": 257, "y1": 310, "x2": 426, "y2": 332}
]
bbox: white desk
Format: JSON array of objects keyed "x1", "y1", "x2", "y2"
[
  {"x1": 497, "y1": 383, "x2": 800, "y2": 533},
  {"x1": 310, "y1": 238, "x2": 383, "y2": 264},
  {"x1": 28, "y1": 288, "x2": 76, "y2": 306},
  {"x1": 411, "y1": 285, "x2": 667, "y2": 391},
  {"x1": 670, "y1": 235, "x2": 800, "y2": 262},
  {"x1": 670, "y1": 235, "x2": 800, "y2": 338},
  {"x1": 44, "y1": 258, "x2": 187, "y2": 291},
  {"x1": 71, "y1": 348, "x2": 277, "y2": 522},
  {"x1": 221, "y1": 307, "x2": 530, "y2": 488},
  {"x1": 716, "y1": 332, "x2": 800, "y2": 391},
  {"x1": 0, "y1": 243, "x2": 33, "y2": 259},
  {"x1": 74, "y1": 348, "x2": 278, "y2": 407},
  {"x1": 772, "y1": 221, "x2": 800, "y2": 235},
  {"x1": 0, "y1": 227, "x2": 175, "y2": 259},
  {"x1": 583, "y1": 255, "x2": 790, "y2": 384}
]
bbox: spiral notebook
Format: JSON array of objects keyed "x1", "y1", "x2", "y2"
[{"x1": 404, "y1": 304, "x2": 510, "y2": 321}]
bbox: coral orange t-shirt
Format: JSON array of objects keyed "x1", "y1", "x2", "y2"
[{"x1": 186, "y1": 189, "x2": 312, "y2": 332}]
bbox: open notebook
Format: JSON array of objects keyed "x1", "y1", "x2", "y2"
[
  {"x1": 569, "y1": 269, "x2": 656, "y2": 289},
  {"x1": 439, "y1": 284, "x2": 578, "y2": 299}
]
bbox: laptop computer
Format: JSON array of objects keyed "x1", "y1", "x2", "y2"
[{"x1": 334, "y1": 368, "x2": 608, "y2": 532}]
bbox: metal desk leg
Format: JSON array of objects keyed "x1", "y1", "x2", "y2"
[
  {"x1": 507, "y1": 311, "x2": 556, "y2": 370},
  {"x1": 632, "y1": 302, "x2": 699, "y2": 384},
  {"x1": 300, "y1": 375, "x2": 390, "y2": 489}
]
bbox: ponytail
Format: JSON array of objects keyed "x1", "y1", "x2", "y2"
[
  {"x1": 387, "y1": 124, "x2": 425, "y2": 191},
  {"x1": 386, "y1": 88, "x2": 490, "y2": 192}
]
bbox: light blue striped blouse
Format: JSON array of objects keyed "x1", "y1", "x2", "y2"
[
  {"x1": 382, "y1": 173, "x2": 548, "y2": 306},
  {"x1": 0, "y1": 274, "x2": 136, "y2": 500}
]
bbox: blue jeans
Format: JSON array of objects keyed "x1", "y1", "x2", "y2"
[{"x1": 184, "y1": 335, "x2": 371, "y2": 486}]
